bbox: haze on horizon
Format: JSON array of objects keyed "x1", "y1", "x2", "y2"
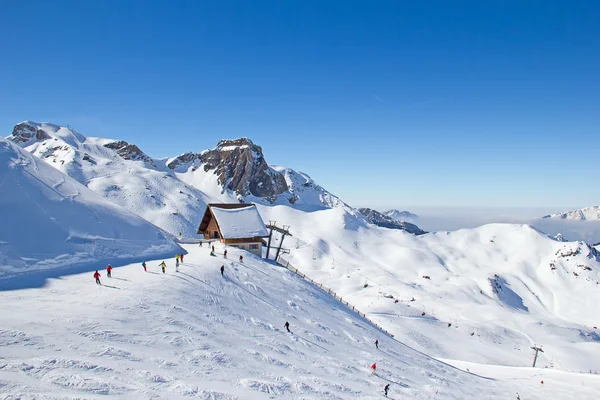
[{"x1": 1, "y1": 1, "x2": 598, "y2": 209}]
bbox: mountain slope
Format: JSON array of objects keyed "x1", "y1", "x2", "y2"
[{"x1": 0, "y1": 136, "x2": 179, "y2": 278}]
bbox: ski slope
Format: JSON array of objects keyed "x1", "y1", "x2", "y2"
[
  {"x1": 0, "y1": 244, "x2": 493, "y2": 399},
  {"x1": 4, "y1": 243, "x2": 599, "y2": 399}
]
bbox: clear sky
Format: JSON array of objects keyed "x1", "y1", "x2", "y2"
[{"x1": 1, "y1": 1, "x2": 599, "y2": 209}]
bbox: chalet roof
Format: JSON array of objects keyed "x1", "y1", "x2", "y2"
[{"x1": 197, "y1": 203, "x2": 269, "y2": 239}]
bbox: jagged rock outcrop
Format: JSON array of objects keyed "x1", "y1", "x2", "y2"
[
  {"x1": 8, "y1": 122, "x2": 51, "y2": 144},
  {"x1": 168, "y1": 138, "x2": 288, "y2": 198},
  {"x1": 358, "y1": 208, "x2": 426, "y2": 235},
  {"x1": 103, "y1": 140, "x2": 155, "y2": 166}
]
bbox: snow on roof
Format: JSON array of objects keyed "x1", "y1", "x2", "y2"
[{"x1": 211, "y1": 205, "x2": 269, "y2": 239}]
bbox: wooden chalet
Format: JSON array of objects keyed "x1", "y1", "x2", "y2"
[{"x1": 197, "y1": 203, "x2": 269, "y2": 256}]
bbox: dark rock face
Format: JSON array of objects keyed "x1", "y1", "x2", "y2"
[
  {"x1": 167, "y1": 152, "x2": 200, "y2": 170},
  {"x1": 103, "y1": 140, "x2": 155, "y2": 166},
  {"x1": 9, "y1": 122, "x2": 50, "y2": 144},
  {"x1": 168, "y1": 138, "x2": 288, "y2": 198},
  {"x1": 358, "y1": 208, "x2": 427, "y2": 235}
]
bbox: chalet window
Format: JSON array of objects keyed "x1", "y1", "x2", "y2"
[
  {"x1": 249, "y1": 244, "x2": 259, "y2": 250},
  {"x1": 211, "y1": 231, "x2": 219, "y2": 239}
]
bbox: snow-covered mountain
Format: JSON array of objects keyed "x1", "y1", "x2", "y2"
[
  {"x1": 359, "y1": 208, "x2": 426, "y2": 235},
  {"x1": 7, "y1": 122, "x2": 346, "y2": 237},
  {"x1": 385, "y1": 209, "x2": 418, "y2": 222},
  {"x1": 543, "y1": 205, "x2": 600, "y2": 221},
  {"x1": 0, "y1": 136, "x2": 179, "y2": 278}
]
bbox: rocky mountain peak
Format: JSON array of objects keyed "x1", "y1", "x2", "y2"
[
  {"x1": 202, "y1": 138, "x2": 287, "y2": 198},
  {"x1": 168, "y1": 138, "x2": 288, "y2": 199}
]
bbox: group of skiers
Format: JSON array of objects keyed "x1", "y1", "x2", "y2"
[{"x1": 94, "y1": 265, "x2": 112, "y2": 285}]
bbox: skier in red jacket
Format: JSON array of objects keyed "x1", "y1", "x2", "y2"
[
  {"x1": 106, "y1": 264, "x2": 113, "y2": 278},
  {"x1": 370, "y1": 363, "x2": 377, "y2": 375},
  {"x1": 94, "y1": 270, "x2": 101, "y2": 285}
]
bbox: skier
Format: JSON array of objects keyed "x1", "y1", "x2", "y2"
[
  {"x1": 224, "y1": 249, "x2": 227, "y2": 259},
  {"x1": 175, "y1": 254, "x2": 180, "y2": 264},
  {"x1": 239, "y1": 255, "x2": 243, "y2": 263},
  {"x1": 212, "y1": 245, "x2": 215, "y2": 253},
  {"x1": 384, "y1": 383, "x2": 390, "y2": 397},
  {"x1": 375, "y1": 339, "x2": 379, "y2": 349},
  {"x1": 220, "y1": 265, "x2": 224, "y2": 276},
  {"x1": 94, "y1": 270, "x2": 101, "y2": 285},
  {"x1": 284, "y1": 321, "x2": 290, "y2": 332},
  {"x1": 370, "y1": 363, "x2": 376, "y2": 375},
  {"x1": 142, "y1": 261, "x2": 147, "y2": 272},
  {"x1": 160, "y1": 261, "x2": 166, "y2": 274},
  {"x1": 180, "y1": 253, "x2": 184, "y2": 263},
  {"x1": 106, "y1": 264, "x2": 112, "y2": 278},
  {"x1": 175, "y1": 257, "x2": 179, "y2": 272},
  {"x1": 199, "y1": 241, "x2": 202, "y2": 247}
]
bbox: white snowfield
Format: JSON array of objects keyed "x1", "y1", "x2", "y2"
[
  {"x1": 0, "y1": 137, "x2": 180, "y2": 278},
  {"x1": 4, "y1": 244, "x2": 598, "y2": 400},
  {"x1": 210, "y1": 205, "x2": 269, "y2": 239}
]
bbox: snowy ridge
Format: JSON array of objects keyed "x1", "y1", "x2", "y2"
[
  {"x1": 0, "y1": 137, "x2": 180, "y2": 278},
  {"x1": 543, "y1": 205, "x2": 600, "y2": 221}
]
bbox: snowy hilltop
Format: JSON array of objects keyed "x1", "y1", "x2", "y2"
[
  {"x1": 542, "y1": 205, "x2": 600, "y2": 221},
  {"x1": 0, "y1": 136, "x2": 180, "y2": 279}
]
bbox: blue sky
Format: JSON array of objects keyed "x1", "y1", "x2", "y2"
[{"x1": 1, "y1": 1, "x2": 599, "y2": 209}]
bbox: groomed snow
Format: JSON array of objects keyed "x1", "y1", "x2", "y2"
[{"x1": 211, "y1": 205, "x2": 269, "y2": 239}]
